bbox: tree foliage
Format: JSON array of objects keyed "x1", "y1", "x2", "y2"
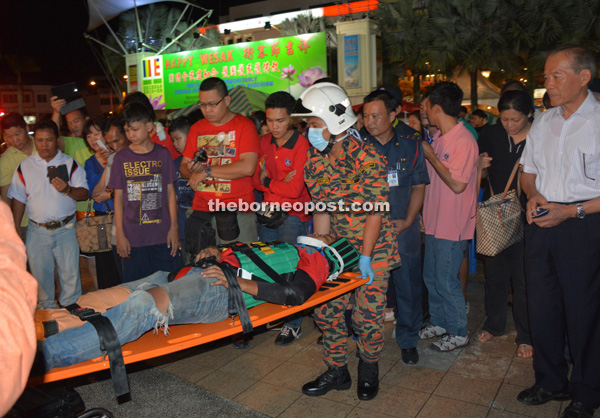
[{"x1": 376, "y1": 0, "x2": 600, "y2": 105}]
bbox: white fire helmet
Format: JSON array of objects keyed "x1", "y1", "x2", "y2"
[{"x1": 291, "y1": 82, "x2": 358, "y2": 135}]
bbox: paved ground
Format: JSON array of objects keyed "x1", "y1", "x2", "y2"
[{"x1": 78, "y1": 260, "x2": 597, "y2": 418}]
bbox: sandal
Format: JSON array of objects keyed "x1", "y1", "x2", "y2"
[
  {"x1": 476, "y1": 330, "x2": 494, "y2": 342},
  {"x1": 517, "y1": 344, "x2": 534, "y2": 358}
]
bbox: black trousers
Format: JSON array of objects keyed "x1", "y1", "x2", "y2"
[
  {"x1": 524, "y1": 214, "x2": 600, "y2": 409},
  {"x1": 483, "y1": 239, "x2": 531, "y2": 345}
]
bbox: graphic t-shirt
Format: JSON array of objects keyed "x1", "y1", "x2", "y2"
[
  {"x1": 183, "y1": 114, "x2": 260, "y2": 211},
  {"x1": 108, "y1": 145, "x2": 176, "y2": 247},
  {"x1": 174, "y1": 156, "x2": 194, "y2": 239}
]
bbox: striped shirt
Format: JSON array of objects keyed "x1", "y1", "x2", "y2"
[{"x1": 521, "y1": 91, "x2": 600, "y2": 202}]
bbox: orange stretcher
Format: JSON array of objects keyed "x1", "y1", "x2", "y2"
[{"x1": 30, "y1": 272, "x2": 366, "y2": 386}]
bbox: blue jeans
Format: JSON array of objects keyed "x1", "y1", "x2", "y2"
[
  {"x1": 122, "y1": 243, "x2": 180, "y2": 283},
  {"x1": 392, "y1": 219, "x2": 423, "y2": 349},
  {"x1": 259, "y1": 215, "x2": 309, "y2": 329},
  {"x1": 259, "y1": 215, "x2": 309, "y2": 245},
  {"x1": 42, "y1": 268, "x2": 229, "y2": 370},
  {"x1": 27, "y1": 219, "x2": 82, "y2": 309},
  {"x1": 423, "y1": 235, "x2": 468, "y2": 336}
]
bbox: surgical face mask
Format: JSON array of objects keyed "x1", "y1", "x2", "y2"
[{"x1": 307, "y1": 127, "x2": 330, "y2": 152}]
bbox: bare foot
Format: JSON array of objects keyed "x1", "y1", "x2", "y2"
[
  {"x1": 517, "y1": 344, "x2": 534, "y2": 358},
  {"x1": 476, "y1": 330, "x2": 494, "y2": 342}
]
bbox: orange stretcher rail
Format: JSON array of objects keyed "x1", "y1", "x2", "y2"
[{"x1": 30, "y1": 272, "x2": 367, "y2": 385}]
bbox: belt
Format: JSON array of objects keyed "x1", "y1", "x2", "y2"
[{"x1": 30, "y1": 213, "x2": 75, "y2": 230}]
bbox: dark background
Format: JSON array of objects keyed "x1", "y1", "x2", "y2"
[{"x1": 0, "y1": 0, "x2": 262, "y2": 87}]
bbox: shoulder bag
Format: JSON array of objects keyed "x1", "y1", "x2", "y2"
[
  {"x1": 475, "y1": 160, "x2": 523, "y2": 257},
  {"x1": 76, "y1": 201, "x2": 113, "y2": 253}
]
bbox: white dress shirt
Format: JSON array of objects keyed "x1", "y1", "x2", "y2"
[
  {"x1": 521, "y1": 91, "x2": 600, "y2": 202},
  {"x1": 7, "y1": 150, "x2": 88, "y2": 223}
]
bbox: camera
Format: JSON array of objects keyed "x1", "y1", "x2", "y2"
[{"x1": 191, "y1": 148, "x2": 208, "y2": 165}]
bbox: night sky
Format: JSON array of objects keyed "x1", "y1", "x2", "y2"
[{"x1": 0, "y1": 0, "x2": 261, "y2": 87}]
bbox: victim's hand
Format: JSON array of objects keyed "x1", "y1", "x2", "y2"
[{"x1": 202, "y1": 265, "x2": 228, "y2": 288}]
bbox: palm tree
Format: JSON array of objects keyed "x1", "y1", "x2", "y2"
[
  {"x1": 376, "y1": 0, "x2": 433, "y2": 102},
  {"x1": 278, "y1": 13, "x2": 337, "y2": 49},
  {"x1": 4, "y1": 55, "x2": 41, "y2": 114},
  {"x1": 506, "y1": 0, "x2": 600, "y2": 89},
  {"x1": 426, "y1": 0, "x2": 514, "y2": 108}
]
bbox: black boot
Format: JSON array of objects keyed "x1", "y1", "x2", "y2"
[
  {"x1": 302, "y1": 365, "x2": 352, "y2": 396},
  {"x1": 357, "y1": 359, "x2": 379, "y2": 400}
]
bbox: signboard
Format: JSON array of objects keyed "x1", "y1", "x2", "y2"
[
  {"x1": 141, "y1": 32, "x2": 327, "y2": 110},
  {"x1": 343, "y1": 34, "x2": 360, "y2": 89}
]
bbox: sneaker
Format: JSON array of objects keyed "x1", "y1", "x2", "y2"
[
  {"x1": 232, "y1": 334, "x2": 251, "y2": 349},
  {"x1": 431, "y1": 334, "x2": 469, "y2": 352},
  {"x1": 275, "y1": 325, "x2": 302, "y2": 346},
  {"x1": 384, "y1": 310, "x2": 395, "y2": 322},
  {"x1": 419, "y1": 323, "x2": 447, "y2": 340}
]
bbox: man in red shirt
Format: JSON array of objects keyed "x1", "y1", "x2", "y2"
[
  {"x1": 180, "y1": 77, "x2": 260, "y2": 258},
  {"x1": 254, "y1": 91, "x2": 311, "y2": 345}
]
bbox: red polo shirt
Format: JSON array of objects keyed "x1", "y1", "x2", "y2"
[{"x1": 253, "y1": 130, "x2": 311, "y2": 221}]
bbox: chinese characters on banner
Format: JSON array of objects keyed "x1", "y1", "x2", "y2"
[{"x1": 141, "y1": 33, "x2": 327, "y2": 110}]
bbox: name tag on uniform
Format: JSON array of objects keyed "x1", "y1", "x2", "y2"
[{"x1": 388, "y1": 170, "x2": 399, "y2": 187}]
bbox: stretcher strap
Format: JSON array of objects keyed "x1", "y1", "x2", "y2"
[
  {"x1": 219, "y1": 264, "x2": 254, "y2": 334},
  {"x1": 64, "y1": 304, "x2": 130, "y2": 397}
]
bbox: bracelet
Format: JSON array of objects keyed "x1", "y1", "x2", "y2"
[{"x1": 63, "y1": 187, "x2": 72, "y2": 195}]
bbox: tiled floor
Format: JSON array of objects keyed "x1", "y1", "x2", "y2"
[{"x1": 79, "y1": 262, "x2": 597, "y2": 418}]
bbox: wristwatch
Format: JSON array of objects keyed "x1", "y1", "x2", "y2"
[
  {"x1": 63, "y1": 187, "x2": 72, "y2": 195},
  {"x1": 576, "y1": 203, "x2": 586, "y2": 219},
  {"x1": 204, "y1": 166, "x2": 212, "y2": 178}
]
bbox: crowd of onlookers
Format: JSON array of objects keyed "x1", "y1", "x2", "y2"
[{"x1": 1, "y1": 44, "x2": 599, "y2": 417}]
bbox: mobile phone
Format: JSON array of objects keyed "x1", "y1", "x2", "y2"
[
  {"x1": 51, "y1": 82, "x2": 85, "y2": 115},
  {"x1": 47, "y1": 166, "x2": 59, "y2": 181},
  {"x1": 47, "y1": 164, "x2": 69, "y2": 183},
  {"x1": 531, "y1": 208, "x2": 549, "y2": 218},
  {"x1": 96, "y1": 140, "x2": 110, "y2": 152}
]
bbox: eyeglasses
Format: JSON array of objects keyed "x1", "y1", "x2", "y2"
[{"x1": 197, "y1": 96, "x2": 225, "y2": 110}]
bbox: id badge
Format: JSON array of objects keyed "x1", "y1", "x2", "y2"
[{"x1": 388, "y1": 170, "x2": 399, "y2": 187}]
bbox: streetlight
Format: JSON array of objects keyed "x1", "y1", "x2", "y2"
[{"x1": 90, "y1": 80, "x2": 96, "y2": 86}]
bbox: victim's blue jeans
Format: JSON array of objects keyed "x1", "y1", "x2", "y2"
[
  {"x1": 423, "y1": 235, "x2": 468, "y2": 337},
  {"x1": 27, "y1": 219, "x2": 82, "y2": 309},
  {"x1": 42, "y1": 268, "x2": 229, "y2": 370}
]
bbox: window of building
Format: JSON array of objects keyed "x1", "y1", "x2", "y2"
[
  {"x1": 37, "y1": 94, "x2": 48, "y2": 103},
  {"x1": 3, "y1": 94, "x2": 17, "y2": 104}
]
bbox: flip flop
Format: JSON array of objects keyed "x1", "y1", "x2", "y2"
[
  {"x1": 476, "y1": 330, "x2": 494, "y2": 342},
  {"x1": 517, "y1": 344, "x2": 534, "y2": 358}
]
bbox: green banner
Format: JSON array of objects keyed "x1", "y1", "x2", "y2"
[{"x1": 141, "y1": 32, "x2": 327, "y2": 110}]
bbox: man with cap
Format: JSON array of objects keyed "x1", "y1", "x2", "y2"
[{"x1": 292, "y1": 82, "x2": 399, "y2": 401}]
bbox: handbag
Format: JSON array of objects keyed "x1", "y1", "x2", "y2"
[
  {"x1": 76, "y1": 201, "x2": 113, "y2": 253},
  {"x1": 475, "y1": 160, "x2": 523, "y2": 257}
]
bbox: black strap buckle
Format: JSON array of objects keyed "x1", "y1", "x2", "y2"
[{"x1": 74, "y1": 308, "x2": 101, "y2": 322}]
